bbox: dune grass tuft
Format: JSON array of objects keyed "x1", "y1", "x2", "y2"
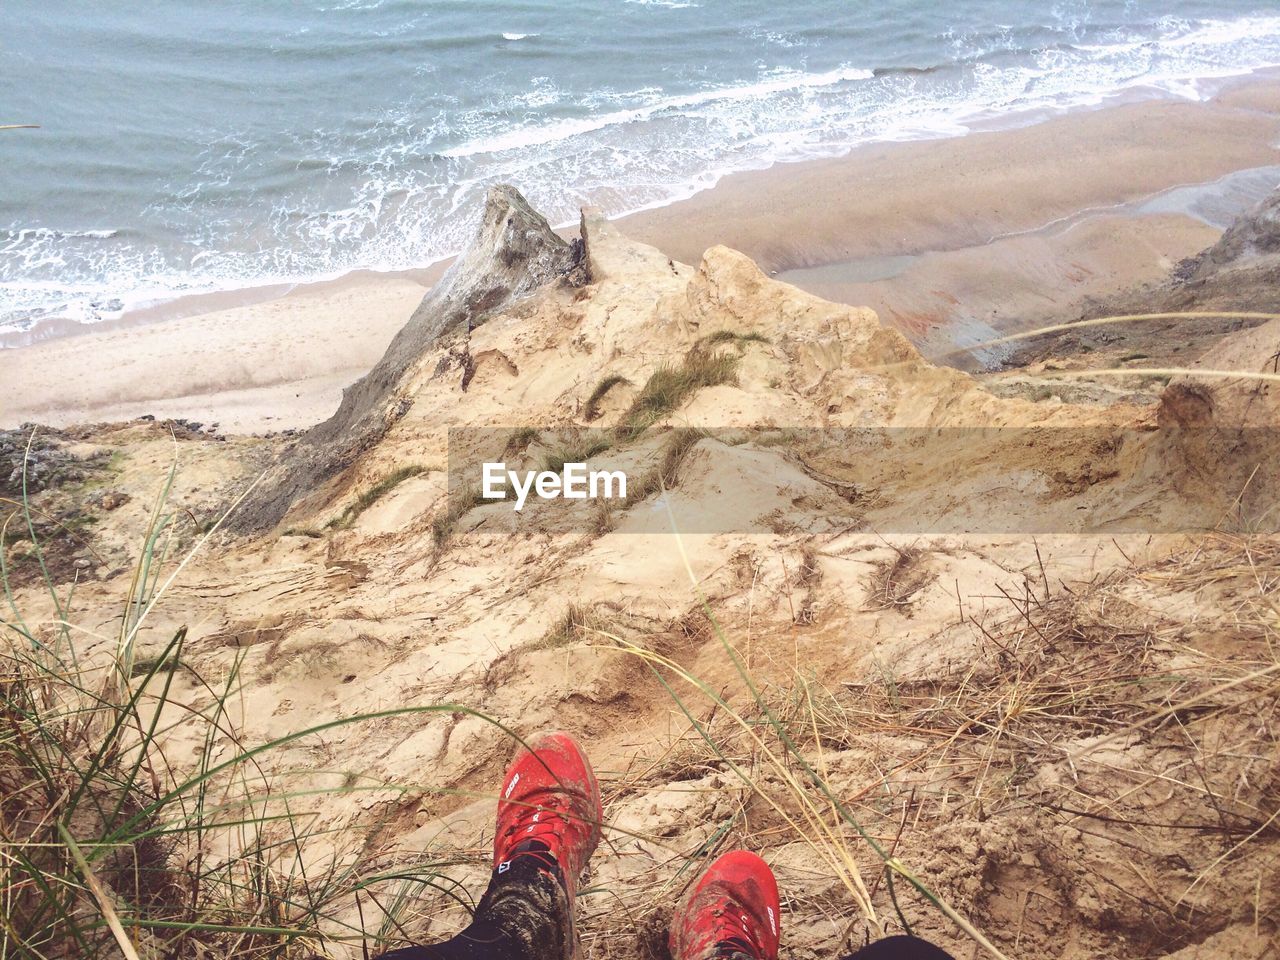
[
  {"x1": 540, "y1": 433, "x2": 613, "y2": 475},
  {"x1": 504, "y1": 427, "x2": 541, "y2": 456},
  {"x1": 0, "y1": 441, "x2": 512, "y2": 958},
  {"x1": 698, "y1": 329, "x2": 769, "y2": 348},
  {"x1": 866, "y1": 546, "x2": 930, "y2": 611},
  {"x1": 326, "y1": 465, "x2": 427, "y2": 530},
  {"x1": 619, "y1": 345, "x2": 741, "y2": 441},
  {"x1": 583, "y1": 375, "x2": 631, "y2": 422},
  {"x1": 431, "y1": 482, "x2": 508, "y2": 547},
  {"x1": 622, "y1": 428, "x2": 706, "y2": 507},
  {"x1": 532, "y1": 603, "x2": 606, "y2": 651}
]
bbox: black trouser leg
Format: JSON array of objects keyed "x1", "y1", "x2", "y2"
[
  {"x1": 841, "y1": 935, "x2": 956, "y2": 960},
  {"x1": 373, "y1": 850, "x2": 572, "y2": 960},
  {"x1": 372, "y1": 855, "x2": 956, "y2": 960},
  {"x1": 717, "y1": 934, "x2": 957, "y2": 960}
]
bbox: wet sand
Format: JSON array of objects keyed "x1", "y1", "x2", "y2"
[
  {"x1": 0, "y1": 275, "x2": 428, "y2": 434},
  {"x1": 620, "y1": 86, "x2": 1280, "y2": 270},
  {"x1": 3, "y1": 76, "x2": 1279, "y2": 433}
]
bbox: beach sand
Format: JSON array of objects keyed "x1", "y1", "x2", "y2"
[
  {"x1": 621, "y1": 84, "x2": 1280, "y2": 358},
  {"x1": 4, "y1": 76, "x2": 1279, "y2": 433},
  {"x1": 0, "y1": 275, "x2": 428, "y2": 434},
  {"x1": 621, "y1": 87, "x2": 1280, "y2": 269}
]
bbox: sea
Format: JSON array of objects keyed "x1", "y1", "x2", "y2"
[{"x1": 4, "y1": 0, "x2": 1280, "y2": 339}]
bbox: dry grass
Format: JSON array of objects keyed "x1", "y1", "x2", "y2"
[
  {"x1": 792, "y1": 545, "x2": 822, "y2": 625},
  {"x1": 326, "y1": 465, "x2": 427, "y2": 530},
  {"x1": 540, "y1": 433, "x2": 613, "y2": 475},
  {"x1": 618, "y1": 346, "x2": 741, "y2": 440},
  {"x1": 829, "y1": 541, "x2": 1278, "y2": 952},
  {"x1": 621, "y1": 429, "x2": 706, "y2": 508},
  {"x1": 504, "y1": 427, "x2": 541, "y2": 456},
  {"x1": 581, "y1": 533, "x2": 1279, "y2": 960},
  {"x1": 9, "y1": 421, "x2": 1276, "y2": 960},
  {"x1": 589, "y1": 497, "x2": 616, "y2": 536},
  {"x1": 430, "y1": 485, "x2": 484, "y2": 546},
  {"x1": 697, "y1": 330, "x2": 769, "y2": 348},
  {"x1": 583, "y1": 375, "x2": 631, "y2": 422},
  {"x1": 1, "y1": 453, "x2": 480, "y2": 959},
  {"x1": 532, "y1": 604, "x2": 608, "y2": 651},
  {"x1": 865, "y1": 547, "x2": 932, "y2": 612}
]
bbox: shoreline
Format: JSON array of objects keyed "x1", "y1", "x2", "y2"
[
  {"x1": 3, "y1": 74, "x2": 1279, "y2": 433},
  {"x1": 8, "y1": 68, "x2": 1279, "y2": 353},
  {"x1": 0, "y1": 275, "x2": 430, "y2": 435},
  {"x1": 0, "y1": 263, "x2": 453, "y2": 352},
  {"x1": 618, "y1": 77, "x2": 1280, "y2": 270}
]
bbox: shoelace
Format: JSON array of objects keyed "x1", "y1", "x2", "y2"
[
  {"x1": 503, "y1": 791, "x2": 574, "y2": 850},
  {"x1": 684, "y1": 896, "x2": 767, "y2": 960}
]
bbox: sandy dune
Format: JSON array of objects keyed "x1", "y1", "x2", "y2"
[{"x1": 7, "y1": 198, "x2": 1276, "y2": 959}]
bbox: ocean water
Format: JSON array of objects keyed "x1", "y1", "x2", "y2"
[{"x1": 3, "y1": 0, "x2": 1280, "y2": 337}]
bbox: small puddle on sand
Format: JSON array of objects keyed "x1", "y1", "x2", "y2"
[{"x1": 1137, "y1": 164, "x2": 1280, "y2": 228}]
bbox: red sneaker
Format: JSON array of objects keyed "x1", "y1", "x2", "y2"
[
  {"x1": 670, "y1": 851, "x2": 781, "y2": 960},
  {"x1": 493, "y1": 732, "x2": 603, "y2": 900}
]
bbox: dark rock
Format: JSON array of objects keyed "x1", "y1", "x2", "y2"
[
  {"x1": 1180, "y1": 186, "x2": 1280, "y2": 282},
  {"x1": 0, "y1": 429, "x2": 88, "y2": 498},
  {"x1": 229, "y1": 184, "x2": 582, "y2": 533}
]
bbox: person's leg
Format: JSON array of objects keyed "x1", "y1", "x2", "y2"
[
  {"x1": 374, "y1": 733, "x2": 602, "y2": 960},
  {"x1": 373, "y1": 847, "x2": 569, "y2": 960},
  {"x1": 669, "y1": 850, "x2": 957, "y2": 960},
  {"x1": 841, "y1": 935, "x2": 956, "y2": 960},
  {"x1": 669, "y1": 851, "x2": 781, "y2": 960}
]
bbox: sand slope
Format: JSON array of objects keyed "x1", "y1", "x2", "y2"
[{"x1": 4, "y1": 211, "x2": 1278, "y2": 959}]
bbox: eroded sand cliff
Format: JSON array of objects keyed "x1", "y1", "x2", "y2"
[{"x1": 4, "y1": 192, "x2": 1278, "y2": 959}]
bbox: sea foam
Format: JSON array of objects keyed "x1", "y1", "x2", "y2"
[{"x1": 5, "y1": 5, "x2": 1280, "y2": 337}]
